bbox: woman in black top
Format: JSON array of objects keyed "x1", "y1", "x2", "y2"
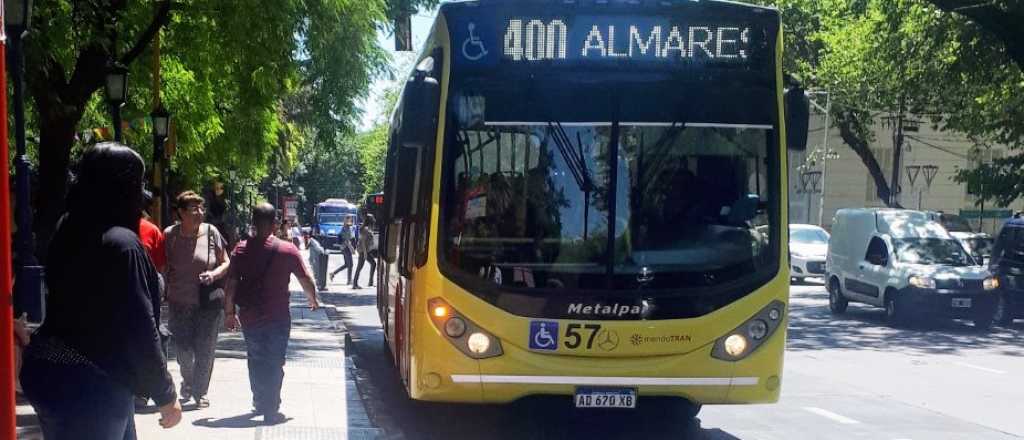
[{"x1": 20, "y1": 143, "x2": 182, "y2": 439}]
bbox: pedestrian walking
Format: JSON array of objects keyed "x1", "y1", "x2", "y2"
[
  {"x1": 136, "y1": 189, "x2": 170, "y2": 409},
  {"x1": 139, "y1": 190, "x2": 167, "y2": 273},
  {"x1": 352, "y1": 215, "x2": 378, "y2": 289},
  {"x1": 329, "y1": 217, "x2": 355, "y2": 284},
  {"x1": 223, "y1": 203, "x2": 319, "y2": 424},
  {"x1": 289, "y1": 221, "x2": 302, "y2": 249},
  {"x1": 303, "y1": 229, "x2": 328, "y2": 291},
  {"x1": 20, "y1": 143, "x2": 182, "y2": 439},
  {"x1": 164, "y1": 190, "x2": 231, "y2": 409}
]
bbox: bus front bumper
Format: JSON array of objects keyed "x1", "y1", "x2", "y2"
[{"x1": 408, "y1": 317, "x2": 786, "y2": 405}]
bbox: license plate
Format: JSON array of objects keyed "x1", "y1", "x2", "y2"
[
  {"x1": 952, "y1": 298, "x2": 972, "y2": 308},
  {"x1": 574, "y1": 387, "x2": 637, "y2": 409}
]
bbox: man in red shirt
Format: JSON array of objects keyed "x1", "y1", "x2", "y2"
[
  {"x1": 223, "y1": 203, "x2": 318, "y2": 424},
  {"x1": 139, "y1": 189, "x2": 166, "y2": 272}
]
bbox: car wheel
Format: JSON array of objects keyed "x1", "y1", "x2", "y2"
[
  {"x1": 993, "y1": 293, "x2": 1013, "y2": 326},
  {"x1": 828, "y1": 278, "x2": 848, "y2": 314},
  {"x1": 885, "y1": 293, "x2": 905, "y2": 327}
]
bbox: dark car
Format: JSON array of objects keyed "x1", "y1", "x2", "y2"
[{"x1": 990, "y1": 214, "x2": 1024, "y2": 325}]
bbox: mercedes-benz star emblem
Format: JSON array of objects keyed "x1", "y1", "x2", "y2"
[
  {"x1": 596, "y1": 329, "x2": 620, "y2": 351},
  {"x1": 638, "y1": 266, "x2": 655, "y2": 284}
]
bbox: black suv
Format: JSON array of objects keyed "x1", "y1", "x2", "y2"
[{"x1": 991, "y1": 214, "x2": 1024, "y2": 325}]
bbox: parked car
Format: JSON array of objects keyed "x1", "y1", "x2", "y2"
[
  {"x1": 825, "y1": 208, "x2": 999, "y2": 329},
  {"x1": 928, "y1": 211, "x2": 993, "y2": 265},
  {"x1": 790, "y1": 224, "x2": 829, "y2": 283},
  {"x1": 990, "y1": 214, "x2": 1024, "y2": 325}
]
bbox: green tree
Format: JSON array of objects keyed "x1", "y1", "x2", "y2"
[
  {"x1": 760, "y1": 0, "x2": 1023, "y2": 207},
  {"x1": 22, "y1": 0, "x2": 437, "y2": 256}
]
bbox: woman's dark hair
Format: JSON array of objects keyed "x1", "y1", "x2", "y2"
[{"x1": 65, "y1": 142, "x2": 146, "y2": 233}]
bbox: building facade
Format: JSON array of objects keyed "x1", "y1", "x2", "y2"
[{"x1": 789, "y1": 112, "x2": 1023, "y2": 235}]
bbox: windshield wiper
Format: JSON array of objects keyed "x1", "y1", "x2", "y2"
[{"x1": 547, "y1": 121, "x2": 597, "y2": 240}]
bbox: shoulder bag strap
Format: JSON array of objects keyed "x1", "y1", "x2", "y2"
[{"x1": 207, "y1": 224, "x2": 213, "y2": 270}]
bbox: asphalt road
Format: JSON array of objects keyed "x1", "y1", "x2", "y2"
[{"x1": 318, "y1": 255, "x2": 1024, "y2": 440}]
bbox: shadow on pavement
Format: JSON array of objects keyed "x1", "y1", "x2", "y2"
[
  {"x1": 193, "y1": 413, "x2": 269, "y2": 429},
  {"x1": 787, "y1": 287, "x2": 1024, "y2": 356},
  {"x1": 346, "y1": 333, "x2": 746, "y2": 440}
]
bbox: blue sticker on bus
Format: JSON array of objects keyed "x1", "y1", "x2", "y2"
[{"x1": 529, "y1": 321, "x2": 559, "y2": 350}]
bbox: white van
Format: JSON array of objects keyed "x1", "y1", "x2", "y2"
[{"x1": 825, "y1": 208, "x2": 999, "y2": 328}]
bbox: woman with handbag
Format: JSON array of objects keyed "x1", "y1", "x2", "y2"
[
  {"x1": 20, "y1": 143, "x2": 181, "y2": 438},
  {"x1": 164, "y1": 190, "x2": 230, "y2": 408}
]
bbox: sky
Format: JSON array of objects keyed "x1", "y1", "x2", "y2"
[{"x1": 358, "y1": 9, "x2": 440, "y2": 131}]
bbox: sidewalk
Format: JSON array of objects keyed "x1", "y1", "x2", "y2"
[{"x1": 16, "y1": 287, "x2": 378, "y2": 440}]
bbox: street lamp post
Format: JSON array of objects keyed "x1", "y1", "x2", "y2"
[
  {"x1": 151, "y1": 105, "x2": 170, "y2": 226},
  {"x1": 105, "y1": 63, "x2": 129, "y2": 142},
  {"x1": 7, "y1": 0, "x2": 45, "y2": 323},
  {"x1": 805, "y1": 90, "x2": 834, "y2": 227}
]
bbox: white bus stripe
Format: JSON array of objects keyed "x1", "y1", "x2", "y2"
[
  {"x1": 482, "y1": 121, "x2": 773, "y2": 130},
  {"x1": 954, "y1": 362, "x2": 1007, "y2": 374},
  {"x1": 803, "y1": 407, "x2": 861, "y2": 425},
  {"x1": 449, "y1": 375, "x2": 759, "y2": 386}
]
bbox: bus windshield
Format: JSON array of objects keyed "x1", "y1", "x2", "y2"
[{"x1": 442, "y1": 117, "x2": 775, "y2": 292}]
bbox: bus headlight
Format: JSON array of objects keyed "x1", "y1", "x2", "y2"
[
  {"x1": 427, "y1": 298, "x2": 503, "y2": 359},
  {"x1": 983, "y1": 277, "x2": 1000, "y2": 291},
  {"x1": 712, "y1": 300, "x2": 786, "y2": 361},
  {"x1": 724, "y1": 334, "x2": 748, "y2": 357},
  {"x1": 748, "y1": 319, "x2": 769, "y2": 340},
  {"x1": 445, "y1": 317, "x2": 467, "y2": 338},
  {"x1": 467, "y1": 333, "x2": 491, "y2": 354}
]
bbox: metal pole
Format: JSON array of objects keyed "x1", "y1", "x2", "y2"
[
  {"x1": 11, "y1": 32, "x2": 34, "y2": 267},
  {"x1": 890, "y1": 96, "x2": 905, "y2": 207},
  {"x1": 817, "y1": 93, "x2": 831, "y2": 226},
  {"x1": 112, "y1": 103, "x2": 123, "y2": 142}
]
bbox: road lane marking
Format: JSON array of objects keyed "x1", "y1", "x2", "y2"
[
  {"x1": 954, "y1": 361, "x2": 1007, "y2": 374},
  {"x1": 802, "y1": 407, "x2": 861, "y2": 424}
]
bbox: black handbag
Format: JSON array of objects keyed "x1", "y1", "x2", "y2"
[{"x1": 198, "y1": 224, "x2": 225, "y2": 309}]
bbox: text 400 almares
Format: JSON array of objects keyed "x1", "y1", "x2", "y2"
[{"x1": 503, "y1": 19, "x2": 753, "y2": 62}]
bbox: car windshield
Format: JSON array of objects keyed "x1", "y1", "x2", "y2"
[
  {"x1": 941, "y1": 214, "x2": 974, "y2": 233},
  {"x1": 963, "y1": 237, "x2": 994, "y2": 257},
  {"x1": 893, "y1": 238, "x2": 973, "y2": 266},
  {"x1": 442, "y1": 117, "x2": 775, "y2": 291},
  {"x1": 791, "y1": 228, "x2": 829, "y2": 245}
]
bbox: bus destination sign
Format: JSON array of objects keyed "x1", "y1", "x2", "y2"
[
  {"x1": 504, "y1": 19, "x2": 751, "y2": 62},
  {"x1": 451, "y1": 13, "x2": 771, "y2": 69}
]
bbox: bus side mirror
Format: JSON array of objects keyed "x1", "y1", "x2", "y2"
[
  {"x1": 398, "y1": 63, "x2": 440, "y2": 149},
  {"x1": 387, "y1": 56, "x2": 441, "y2": 221},
  {"x1": 784, "y1": 86, "x2": 809, "y2": 151}
]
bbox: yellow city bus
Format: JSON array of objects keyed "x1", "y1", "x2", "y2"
[{"x1": 377, "y1": 0, "x2": 808, "y2": 416}]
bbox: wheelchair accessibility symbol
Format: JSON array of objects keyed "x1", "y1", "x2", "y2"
[
  {"x1": 461, "y1": 23, "x2": 489, "y2": 61},
  {"x1": 529, "y1": 321, "x2": 559, "y2": 350}
]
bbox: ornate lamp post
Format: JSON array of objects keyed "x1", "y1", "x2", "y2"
[
  {"x1": 105, "y1": 63, "x2": 129, "y2": 141},
  {"x1": 151, "y1": 105, "x2": 170, "y2": 225},
  {"x1": 8, "y1": 0, "x2": 45, "y2": 323}
]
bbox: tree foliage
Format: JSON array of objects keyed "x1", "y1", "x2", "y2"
[
  {"x1": 758, "y1": 0, "x2": 1024, "y2": 207},
  {"x1": 21, "y1": 0, "x2": 437, "y2": 255}
]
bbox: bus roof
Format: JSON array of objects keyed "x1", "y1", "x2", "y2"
[
  {"x1": 440, "y1": 0, "x2": 778, "y2": 13},
  {"x1": 318, "y1": 199, "x2": 355, "y2": 207}
]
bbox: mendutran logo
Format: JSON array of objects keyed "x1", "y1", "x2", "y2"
[{"x1": 567, "y1": 302, "x2": 644, "y2": 318}]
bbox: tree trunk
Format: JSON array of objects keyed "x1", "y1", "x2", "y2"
[
  {"x1": 33, "y1": 106, "x2": 85, "y2": 261},
  {"x1": 834, "y1": 110, "x2": 903, "y2": 208}
]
